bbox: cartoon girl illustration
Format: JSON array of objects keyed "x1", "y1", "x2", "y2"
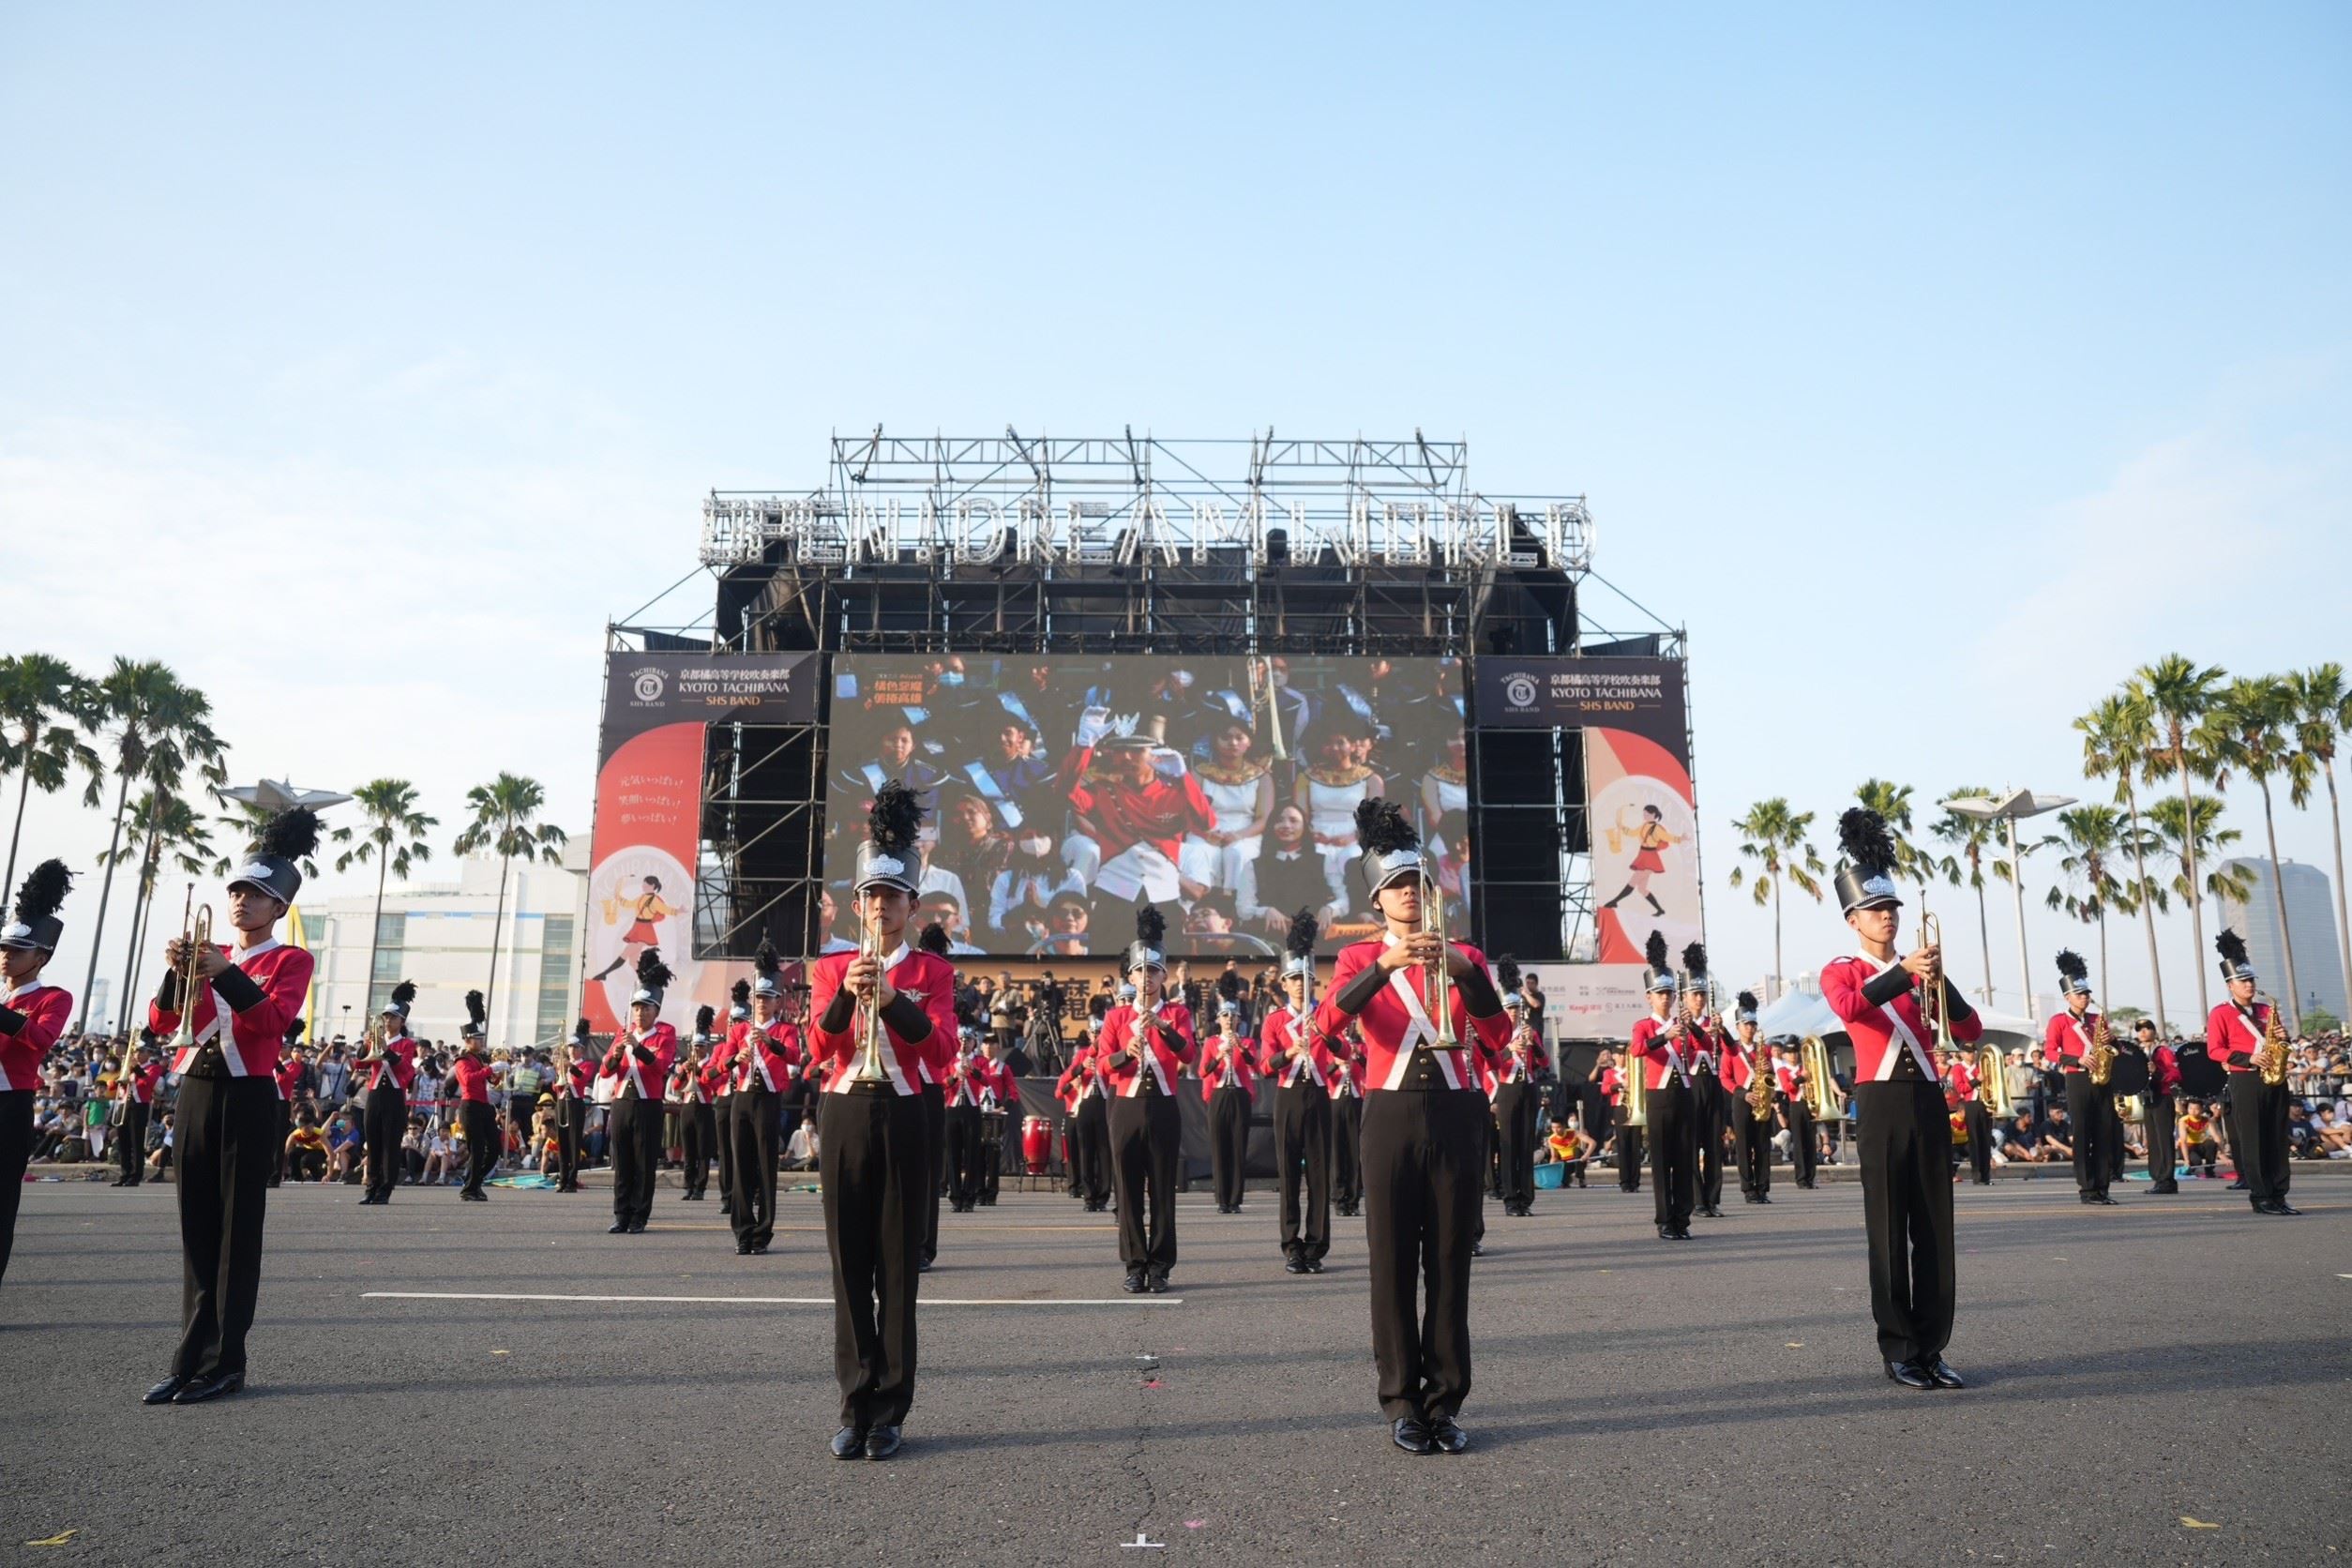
[
  {"x1": 588, "y1": 874, "x2": 681, "y2": 982},
  {"x1": 1600, "y1": 804, "x2": 1683, "y2": 918}
]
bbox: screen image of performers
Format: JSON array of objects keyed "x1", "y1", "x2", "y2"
[
  {"x1": 1260, "y1": 912, "x2": 1334, "y2": 1271},
  {"x1": 1312, "y1": 800, "x2": 1511, "y2": 1457},
  {"x1": 353, "y1": 980, "x2": 418, "y2": 1205},
  {"x1": 1819, "y1": 808, "x2": 1979, "y2": 1392},
  {"x1": 2208, "y1": 929, "x2": 2299, "y2": 1216},
  {"x1": 809, "y1": 779, "x2": 959, "y2": 1461},
  {"x1": 2042, "y1": 950, "x2": 2119, "y2": 1206},
  {"x1": 143, "y1": 809, "x2": 318, "y2": 1406},
  {"x1": 1679, "y1": 943, "x2": 1730, "y2": 1219},
  {"x1": 600, "y1": 951, "x2": 679, "y2": 1234},
  {"x1": 1, "y1": 861, "x2": 75, "y2": 1289},
  {"x1": 550, "y1": 1018, "x2": 594, "y2": 1193},
  {"x1": 1721, "y1": 991, "x2": 1773, "y2": 1204},
  {"x1": 2139, "y1": 1019, "x2": 2181, "y2": 1194},
  {"x1": 1201, "y1": 982, "x2": 1258, "y2": 1214},
  {"x1": 1094, "y1": 903, "x2": 1197, "y2": 1294},
  {"x1": 1489, "y1": 958, "x2": 1548, "y2": 1217},
  {"x1": 727, "y1": 942, "x2": 800, "y2": 1255},
  {"x1": 451, "y1": 992, "x2": 499, "y2": 1201},
  {"x1": 1057, "y1": 1024, "x2": 1112, "y2": 1211},
  {"x1": 1629, "y1": 933, "x2": 1696, "y2": 1241}
]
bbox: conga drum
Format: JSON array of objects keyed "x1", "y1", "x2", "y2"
[{"x1": 1021, "y1": 1115, "x2": 1052, "y2": 1175}]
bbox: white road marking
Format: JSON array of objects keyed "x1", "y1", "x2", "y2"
[{"x1": 362, "y1": 1290, "x2": 1184, "y2": 1307}]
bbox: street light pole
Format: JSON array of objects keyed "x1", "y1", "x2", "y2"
[
  {"x1": 1944, "y1": 787, "x2": 2075, "y2": 1023},
  {"x1": 2005, "y1": 814, "x2": 2035, "y2": 1024}
]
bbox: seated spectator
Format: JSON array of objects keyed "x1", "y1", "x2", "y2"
[
  {"x1": 2038, "y1": 1105, "x2": 2074, "y2": 1162},
  {"x1": 2004, "y1": 1114, "x2": 2044, "y2": 1163},
  {"x1": 285, "y1": 1110, "x2": 329, "y2": 1184},
  {"x1": 1545, "y1": 1118, "x2": 1594, "y2": 1188},
  {"x1": 2179, "y1": 1102, "x2": 2222, "y2": 1178},
  {"x1": 29, "y1": 1097, "x2": 67, "y2": 1162},
  {"x1": 422, "y1": 1122, "x2": 454, "y2": 1185},
  {"x1": 2314, "y1": 1104, "x2": 2352, "y2": 1158},
  {"x1": 402, "y1": 1116, "x2": 428, "y2": 1184},
  {"x1": 148, "y1": 1111, "x2": 174, "y2": 1178},
  {"x1": 784, "y1": 1120, "x2": 820, "y2": 1170},
  {"x1": 326, "y1": 1111, "x2": 363, "y2": 1184},
  {"x1": 2286, "y1": 1102, "x2": 2320, "y2": 1160}
]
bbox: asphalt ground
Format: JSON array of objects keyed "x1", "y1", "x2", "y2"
[{"x1": 5, "y1": 1169, "x2": 2347, "y2": 1567}]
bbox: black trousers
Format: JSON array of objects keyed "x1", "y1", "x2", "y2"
[
  {"x1": 269, "y1": 1098, "x2": 289, "y2": 1186},
  {"x1": 2062, "y1": 1075, "x2": 2113, "y2": 1199},
  {"x1": 172, "y1": 1074, "x2": 277, "y2": 1380},
  {"x1": 2147, "y1": 1093, "x2": 2178, "y2": 1189},
  {"x1": 1691, "y1": 1075, "x2": 1726, "y2": 1209},
  {"x1": 679, "y1": 1102, "x2": 715, "y2": 1197},
  {"x1": 1208, "y1": 1085, "x2": 1251, "y2": 1209},
  {"x1": 1494, "y1": 1081, "x2": 1539, "y2": 1211},
  {"x1": 820, "y1": 1087, "x2": 925, "y2": 1429},
  {"x1": 364, "y1": 1085, "x2": 406, "y2": 1201},
  {"x1": 1073, "y1": 1095, "x2": 1112, "y2": 1207},
  {"x1": 1959, "y1": 1101, "x2": 1993, "y2": 1183},
  {"x1": 731, "y1": 1088, "x2": 782, "y2": 1249},
  {"x1": 1331, "y1": 1092, "x2": 1363, "y2": 1212},
  {"x1": 460, "y1": 1101, "x2": 498, "y2": 1197},
  {"x1": 920, "y1": 1083, "x2": 945, "y2": 1265},
  {"x1": 1274, "y1": 1081, "x2": 1333, "y2": 1261},
  {"x1": 980, "y1": 1113, "x2": 1005, "y2": 1204},
  {"x1": 554, "y1": 1097, "x2": 586, "y2": 1190},
  {"x1": 1108, "y1": 1091, "x2": 1181, "y2": 1274},
  {"x1": 1647, "y1": 1082, "x2": 1696, "y2": 1230},
  {"x1": 0, "y1": 1090, "x2": 30, "y2": 1285},
  {"x1": 714, "y1": 1092, "x2": 736, "y2": 1210},
  {"x1": 118, "y1": 1100, "x2": 152, "y2": 1186},
  {"x1": 610, "y1": 1093, "x2": 661, "y2": 1227},
  {"x1": 1361, "y1": 1079, "x2": 1485, "y2": 1423},
  {"x1": 944, "y1": 1103, "x2": 985, "y2": 1208},
  {"x1": 1733, "y1": 1100, "x2": 1773, "y2": 1197},
  {"x1": 1854, "y1": 1078, "x2": 1955, "y2": 1368},
  {"x1": 2228, "y1": 1072, "x2": 2291, "y2": 1202},
  {"x1": 1616, "y1": 1119, "x2": 1644, "y2": 1191},
  {"x1": 1786, "y1": 1101, "x2": 1818, "y2": 1185}
]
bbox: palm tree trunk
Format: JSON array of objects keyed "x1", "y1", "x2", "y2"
[
  {"x1": 486, "y1": 848, "x2": 512, "y2": 1026},
  {"x1": 365, "y1": 851, "x2": 390, "y2": 1019},
  {"x1": 2255, "y1": 777, "x2": 2301, "y2": 1033},
  {"x1": 2096, "y1": 904, "x2": 2110, "y2": 1005},
  {"x1": 4, "y1": 754, "x2": 32, "y2": 897},
  {"x1": 117, "y1": 807, "x2": 161, "y2": 1046},
  {"x1": 2179, "y1": 743, "x2": 2209, "y2": 1016},
  {"x1": 1770, "y1": 877, "x2": 1783, "y2": 1000},
  {"x1": 2328, "y1": 767, "x2": 2352, "y2": 1030},
  {"x1": 74, "y1": 769, "x2": 133, "y2": 1034},
  {"x1": 2120, "y1": 774, "x2": 2168, "y2": 1035}
]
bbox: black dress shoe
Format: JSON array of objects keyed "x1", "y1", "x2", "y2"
[
  {"x1": 735, "y1": 1242, "x2": 752, "y2": 1256},
  {"x1": 1284, "y1": 1256, "x2": 1308, "y2": 1274},
  {"x1": 2149, "y1": 1184, "x2": 2179, "y2": 1194},
  {"x1": 1427, "y1": 1416, "x2": 1470, "y2": 1455},
  {"x1": 1885, "y1": 1360, "x2": 1935, "y2": 1390},
  {"x1": 1146, "y1": 1271, "x2": 1170, "y2": 1294},
  {"x1": 626, "y1": 1221, "x2": 647, "y2": 1234},
  {"x1": 608, "y1": 1221, "x2": 630, "y2": 1234},
  {"x1": 1391, "y1": 1417, "x2": 1434, "y2": 1455},
  {"x1": 1922, "y1": 1358, "x2": 1966, "y2": 1389},
  {"x1": 750, "y1": 1244, "x2": 769, "y2": 1256},
  {"x1": 2269, "y1": 1199, "x2": 2302, "y2": 1215},
  {"x1": 2250, "y1": 1195, "x2": 2271, "y2": 1214},
  {"x1": 1305, "y1": 1258, "x2": 1325, "y2": 1274},
  {"x1": 1671, "y1": 1228, "x2": 1693, "y2": 1240},
  {"x1": 830, "y1": 1425, "x2": 867, "y2": 1460},
  {"x1": 864, "y1": 1425, "x2": 902, "y2": 1460},
  {"x1": 172, "y1": 1370, "x2": 245, "y2": 1404},
  {"x1": 1657, "y1": 1224, "x2": 1676, "y2": 1241},
  {"x1": 1757, "y1": 1194, "x2": 1772, "y2": 1203},
  {"x1": 1122, "y1": 1271, "x2": 1148, "y2": 1294},
  {"x1": 142, "y1": 1375, "x2": 189, "y2": 1406},
  {"x1": 918, "y1": 1258, "x2": 933, "y2": 1274},
  {"x1": 1470, "y1": 1241, "x2": 1485, "y2": 1257},
  {"x1": 2226, "y1": 1178, "x2": 2250, "y2": 1190}
]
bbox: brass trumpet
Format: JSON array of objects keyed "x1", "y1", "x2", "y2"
[
  {"x1": 1423, "y1": 873, "x2": 1455, "y2": 1050},
  {"x1": 164, "y1": 901, "x2": 216, "y2": 1056},
  {"x1": 853, "y1": 916, "x2": 890, "y2": 1084}
]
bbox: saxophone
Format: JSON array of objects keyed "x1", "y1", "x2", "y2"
[
  {"x1": 2255, "y1": 993, "x2": 2290, "y2": 1087},
  {"x1": 2086, "y1": 1009, "x2": 2114, "y2": 1087},
  {"x1": 1746, "y1": 1040, "x2": 1774, "y2": 1123}
]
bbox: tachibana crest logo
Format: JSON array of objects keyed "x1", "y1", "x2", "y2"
[
  {"x1": 631, "y1": 667, "x2": 666, "y2": 703},
  {"x1": 1502, "y1": 672, "x2": 1539, "y2": 709}
]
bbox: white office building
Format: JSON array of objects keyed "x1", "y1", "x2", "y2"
[
  {"x1": 2221, "y1": 857, "x2": 2348, "y2": 1025},
  {"x1": 300, "y1": 837, "x2": 591, "y2": 1048}
]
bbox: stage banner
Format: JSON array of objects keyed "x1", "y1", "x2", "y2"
[
  {"x1": 584, "y1": 652, "x2": 821, "y2": 1030},
  {"x1": 1528, "y1": 960, "x2": 1651, "y2": 1041},
  {"x1": 1473, "y1": 656, "x2": 1698, "y2": 969}
]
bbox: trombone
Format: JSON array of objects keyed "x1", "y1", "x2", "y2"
[
  {"x1": 164, "y1": 897, "x2": 216, "y2": 1056},
  {"x1": 852, "y1": 913, "x2": 890, "y2": 1084}
]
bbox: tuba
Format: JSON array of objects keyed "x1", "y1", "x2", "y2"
[
  {"x1": 1620, "y1": 1048, "x2": 1648, "y2": 1129},
  {"x1": 1801, "y1": 1034, "x2": 1846, "y2": 1123},
  {"x1": 1975, "y1": 1041, "x2": 2013, "y2": 1119}
]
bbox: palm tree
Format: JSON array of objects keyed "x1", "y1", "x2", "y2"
[
  {"x1": 2076, "y1": 690, "x2": 2172, "y2": 1034},
  {"x1": 1726, "y1": 798, "x2": 1824, "y2": 997},
  {"x1": 0, "y1": 655, "x2": 106, "y2": 895},
  {"x1": 452, "y1": 774, "x2": 567, "y2": 1023},
  {"x1": 2201, "y1": 675, "x2": 2306, "y2": 1030},
  {"x1": 2148, "y1": 792, "x2": 2254, "y2": 954},
  {"x1": 1855, "y1": 778, "x2": 1957, "y2": 898},
  {"x1": 2285, "y1": 664, "x2": 2351, "y2": 1028},
  {"x1": 75, "y1": 660, "x2": 228, "y2": 1034},
  {"x1": 1931, "y1": 786, "x2": 2009, "y2": 1006},
  {"x1": 335, "y1": 780, "x2": 438, "y2": 1018},
  {"x1": 2132, "y1": 655, "x2": 2225, "y2": 1014},
  {"x1": 2040, "y1": 805, "x2": 2142, "y2": 999}
]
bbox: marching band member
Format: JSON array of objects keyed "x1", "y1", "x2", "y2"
[
  {"x1": 0, "y1": 862, "x2": 73, "y2": 1285},
  {"x1": 1490, "y1": 959, "x2": 1549, "y2": 1217},
  {"x1": 1312, "y1": 800, "x2": 1511, "y2": 1456},
  {"x1": 972, "y1": 1033, "x2": 1019, "y2": 1207},
  {"x1": 1596, "y1": 1048, "x2": 1640, "y2": 1193},
  {"x1": 268, "y1": 1026, "x2": 305, "y2": 1188},
  {"x1": 1941, "y1": 1045, "x2": 1993, "y2": 1186},
  {"x1": 1721, "y1": 991, "x2": 1773, "y2": 1204},
  {"x1": 1775, "y1": 1038, "x2": 1820, "y2": 1188},
  {"x1": 672, "y1": 1006, "x2": 720, "y2": 1201},
  {"x1": 2208, "y1": 930, "x2": 2297, "y2": 1216},
  {"x1": 2139, "y1": 1018, "x2": 2181, "y2": 1195},
  {"x1": 914, "y1": 922, "x2": 957, "y2": 1268},
  {"x1": 1680, "y1": 944, "x2": 1730, "y2": 1219},
  {"x1": 550, "y1": 1018, "x2": 594, "y2": 1193},
  {"x1": 715, "y1": 987, "x2": 746, "y2": 1217},
  {"x1": 729, "y1": 956, "x2": 801, "y2": 1255},
  {"x1": 143, "y1": 810, "x2": 317, "y2": 1405},
  {"x1": 944, "y1": 1021, "x2": 990, "y2": 1214},
  {"x1": 116, "y1": 1038, "x2": 166, "y2": 1189},
  {"x1": 1820, "y1": 808, "x2": 1980, "y2": 1392},
  {"x1": 1201, "y1": 986, "x2": 1258, "y2": 1214},
  {"x1": 452, "y1": 992, "x2": 499, "y2": 1202},
  {"x1": 1094, "y1": 904, "x2": 1197, "y2": 1294},
  {"x1": 1328, "y1": 1022, "x2": 1364, "y2": 1218},
  {"x1": 600, "y1": 951, "x2": 678, "y2": 1234},
  {"x1": 354, "y1": 980, "x2": 418, "y2": 1206},
  {"x1": 1057, "y1": 1022, "x2": 1112, "y2": 1212},
  {"x1": 2042, "y1": 951, "x2": 2118, "y2": 1206},
  {"x1": 1629, "y1": 934, "x2": 1696, "y2": 1240},
  {"x1": 807, "y1": 779, "x2": 957, "y2": 1460},
  {"x1": 1260, "y1": 912, "x2": 1333, "y2": 1271}
]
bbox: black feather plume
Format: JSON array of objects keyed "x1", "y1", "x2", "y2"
[
  {"x1": 10, "y1": 859, "x2": 70, "y2": 926},
  {"x1": 464, "y1": 988, "x2": 486, "y2": 1030},
  {"x1": 2215, "y1": 927, "x2": 2250, "y2": 976},
  {"x1": 1644, "y1": 930, "x2": 1670, "y2": 973},
  {"x1": 695, "y1": 1003, "x2": 716, "y2": 1035},
  {"x1": 1681, "y1": 942, "x2": 1708, "y2": 978},
  {"x1": 1836, "y1": 807, "x2": 1896, "y2": 874},
  {"x1": 867, "y1": 780, "x2": 925, "y2": 855},
  {"x1": 256, "y1": 805, "x2": 322, "y2": 863},
  {"x1": 1353, "y1": 796, "x2": 1420, "y2": 856},
  {"x1": 1285, "y1": 908, "x2": 1319, "y2": 958},
  {"x1": 1736, "y1": 989, "x2": 1758, "y2": 1013},
  {"x1": 634, "y1": 948, "x2": 672, "y2": 993},
  {"x1": 2054, "y1": 948, "x2": 2088, "y2": 985},
  {"x1": 1135, "y1": 902, "x2": 1167, "y2": 950},
  {"x1": 388, "y1": 978, "x2": 417, "y2": 1010},
  {"x1": 283, "y1": 1018, "x2": 306, "y2": 1047},
  {"x1": 919, "y1": 920, "x2": 951, "y2": 956},
  {"x1": 1496, "y1": 955, "x2": 1523, "y2": 994},
  {"x1": 754, "y1": 939, "x2": 781, "y2": 981},
  {"x1": 731, "y1": 978, "x2": 751, "y2": 1008},
  {"x1": 1217, "y1": 971, "x2": 1243, "y2": 1001},
  {"x1": 573, "y1": 1017, "x2": 591, "y2": 1045}
]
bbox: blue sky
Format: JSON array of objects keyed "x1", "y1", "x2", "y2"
[{"x1": 3, "y1": 4, "x2": 2346, "y2": 1022}]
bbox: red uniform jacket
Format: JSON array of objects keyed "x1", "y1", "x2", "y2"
[
  {"x1": 451, "y1": 1053, "x2": 494, "y2": 1104},
  {"x1": 599, "y1": 1021, "x2": 679, "y2": 1101},
  {"x1": 271, "y1": 1056, "x2": 304, "y2": 1103},
  {"x1": 152, "y1": 939, "x2": 313, "y2": 1080},
  {"x1": 1627, "y1": 1012, "x2": 1699, "y2": 1093},
  {"x1": 1309, "y1": 937, "x2": 1511, "y2": 1093},
  {"x1": 670, "y1": 1059, "x2": 716, "y2": 1106},
  {"x1": 1064, "y1": 746, "x2": 1216, "y2": 862},
  {"x1": 0, "y1": 982, "x2": 72, "y2": 1092},
  {"x1": 2150, "y1": 1044, "x2": 2181, "y2": 1094},
  {"x1": 2205, "y1": 1000, "x2": 2275, "y2": 1071},
  {"x1": 1942, "y1": 1053, "x2": 1978, "y2": 1108},
  {"x1": 1092, "y1": 1002, "x2": 1198, "y2": 1097},
  {"x1": 947, "y1": 1057, "x2": 1018, "y2": 1109},
  {"x1": 2041, "y1": 1009, "x2": 2106, "y2": 1073},
  {"x1": 1719, "y1": 1031, "x2": 1761, "y2": 1092},
  {"x1": 1056, "y1": 1056, "x2": 1103, "y2": 1112},
  {"x1": 553, "y1": 1056, "x2": 596, "y2": 1099},
  {"x1": 1596, "y1": 1062, "x2": 1624, "y2": 1107},
  {"x1": 1772, "y1": 1059, "x2": 1802, "y2": 1099},
  {"x1": 726, "y1": 1018, "x2": 801, "y2": 1093},
  {"x1": 1819, "y1": 953, "x2": 1983, "y2": 1082},
  {"x1": 1199, "y1": 1028, "x2": 1259, "y2": 1099},
  {"x1": 1489, "y1": 1023, "x2": 1549, "y2": 1091},
  {"x1": 364, "y1": 1033, "x2": 418, "y2": 1093},
  {"x1": 1258, "y1": 1004, "x2": 1335, "y2": 1090},
  {"x1": 807, "y1": 945, "x2": 958, "y2": 1097},
  {"x1": 123, "y1": 1059, "x2": 166, "y2": 1106}
]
